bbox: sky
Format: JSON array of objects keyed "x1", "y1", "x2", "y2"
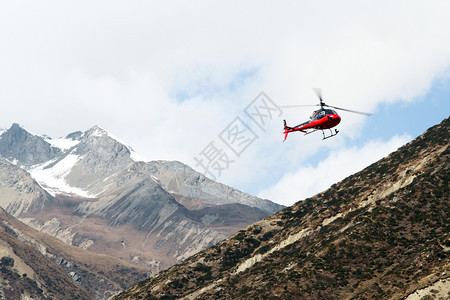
[{"x1": 1, "y1": 1, "x2": 449, "y2": 206}]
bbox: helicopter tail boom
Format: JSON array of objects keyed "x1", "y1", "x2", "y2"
[
  {"x1": 283, "y1": 128, "x2": 289, "y2": 141},
  {"x1": 283, "y1": 120, "x2": 291, "y2": 141},
  {"x1": 283, "y1": 120, "x2": 305, "y2": 141}
]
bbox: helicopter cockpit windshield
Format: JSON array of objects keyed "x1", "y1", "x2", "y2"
[
  {"x1": 311, "y1": 109, "x2": 338, "y2": 120},
  {"x1": 325, "y1": 109, "x2": 338, "y2": 115}
]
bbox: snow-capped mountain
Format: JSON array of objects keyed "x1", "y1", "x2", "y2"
[
  {"x1": 0, "y1": 124, "x2": 144, "y2": 197},
  {"x1": 29, "y1": 125, "x2": 142, "y2": 197},
  {"x1": 0, "y1": 123, "x2": 284, "y2": 275}
]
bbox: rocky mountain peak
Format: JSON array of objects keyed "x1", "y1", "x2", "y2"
[
  {"x1": 75, "y1": 127, "x2": 131, "y2": 159},
  {"x1": 71, "y1": 125, "x2": 133, "y2": 162},
  {"x1": 0, "y1": 123, "x2": 61, "y2": 167},
  {"x1": 9, "y1": 122, "x2": 25, "y2": 131},
  {"x1": 85, "y1": 125, "x2": 109, "y2": 137}
]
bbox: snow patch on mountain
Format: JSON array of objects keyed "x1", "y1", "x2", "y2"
[
  {"x1": 29, "y1": 153, "x2": 92, "y2": 197},
  {"x1": 130, "y1": 151, "x2": 147, "y2": 162},
  {"x1": 23, "y1": 125, "x2": 147, "y2": 198},
  {"x1": 44, "y1": 136, "x2": 80, "y2": 152}
]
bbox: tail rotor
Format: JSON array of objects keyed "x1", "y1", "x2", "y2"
[{"x1": 283, "y1": 120, "x2": 289, "y2": 141}]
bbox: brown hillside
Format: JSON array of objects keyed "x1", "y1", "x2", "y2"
[
  {"x1": 115, "y1": 117, "x2": 449, "y2": 299},
  {"x1": 0, "y1": 208, "x2": 148, "y2": 299},
  {"x1": 0, "y1": 209, "x2": 93, "y2": 299}
]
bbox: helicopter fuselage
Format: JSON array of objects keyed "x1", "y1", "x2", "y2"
[
  {"x1": 306, "y1": 109, "x2": 341, "y2": 129},
  {"x1": 283, "y1": 109, "x2": 341, "y2": 140},
  {"x1": 282, "y1": 89, "x2": 371, "y2": 141}
]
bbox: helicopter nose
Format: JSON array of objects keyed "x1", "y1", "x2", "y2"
[{"x1": 329, "y1": 114, "x2": 341, "y2": 126}]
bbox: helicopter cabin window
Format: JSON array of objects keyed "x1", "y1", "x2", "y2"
[{"x1": 311, "y1": 109, "x2": 338, "y2": 120}]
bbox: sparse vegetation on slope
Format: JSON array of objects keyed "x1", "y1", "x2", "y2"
[
  {"x1": 0, "y1": 216, "x2": 93, "y2": 299},
  {"x1": 114, "y1": 117, "x2": 449, "y2": 299},
  {"x1": 0, "y1": 208, "x2": 148, "y2": 299}
]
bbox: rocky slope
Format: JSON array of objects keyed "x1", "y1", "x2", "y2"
[
  {"x1": 0, "y1": 207, "x2": 147, "y2": 299},
  {"x1": 0, "y1": 156, "x2": 55, "y2": 217},
  {"x1": 0, "y1": 228, "x2": 92, "y2": 300},
  {"x1": 145, "y1": 160, "x2": 283, "y2": 214},
  {"x1": 0, "y1": 123, "x2": 284, "y2": 281},
  {"x1": 114, "y1": 118, "x2": 449, "y2": 299},
  {"x1": 0, "y1": 123, "x2": 61, "y2": 167}
]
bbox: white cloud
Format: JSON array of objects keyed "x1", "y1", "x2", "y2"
[
  {"x1": 0, "y1": 1, "x2": 449, "y2": 204},
  {"x1": 258, "y1": 134, "x2": 412, "y2": 206}
]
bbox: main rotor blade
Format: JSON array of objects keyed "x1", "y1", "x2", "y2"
[
  {"x1": 326, "y1": 105, "x2": 373, "y2": 116},
  {"x1": 279, "y1": 104, "x2": 318, "y2": 109},
  {"x1": 313, "y1": 88, "x2": 326, "y2": 108},
  {"x1": 312, "y1": 88, "x2": 323, "y2": 101}
]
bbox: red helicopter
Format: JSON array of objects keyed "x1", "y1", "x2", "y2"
[{"x1": 283, "y1": 89, "x2": 372, "y2": 141}]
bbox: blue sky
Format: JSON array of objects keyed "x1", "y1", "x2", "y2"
[
  {"x1": 363, "y1": 79, "x2": 449, "y2": 140},
  {"x1": 255, "y1": 79, "x2": 450, "y2": 204},
  {"x1": 0, "y1": 1, "x2": 449, "y2": 206}
]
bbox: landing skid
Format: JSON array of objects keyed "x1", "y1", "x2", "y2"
[
  {"x1": 303, "y1": 128, "x2": 339, "y2": 140},
  {"x1": 322, "y1": 129, "x2": 339, "y2": 140}
]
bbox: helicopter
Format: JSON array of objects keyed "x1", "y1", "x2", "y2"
[{"x1": 282, "y1": 89, "x2": 372, "y2": 141}]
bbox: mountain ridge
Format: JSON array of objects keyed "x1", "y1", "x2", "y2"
[
  {"x1": 0, "y1": 122, "x2": 284, "y2": 298},
  {"x1": 0, "y1": 123, "x2": 282, "y2": 213}
]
